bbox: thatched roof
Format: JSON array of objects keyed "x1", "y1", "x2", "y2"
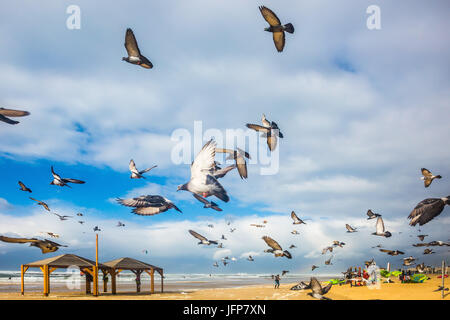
[
  {"x1": 24, "y1": 254, "x2": 110, "y2": 269},
  {"x1": 103, "y1": 257, "x2": 163, "y2": 272}
]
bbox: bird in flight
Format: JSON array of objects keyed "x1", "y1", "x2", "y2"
[
  {"x1": 189, "y1": 230, "x2": 218, "y2": 245},
  {"x1": 423, "y1": 248, "x2": 435, "y2": 255},
  {"x1": 408, "y1": 196, "x2": 450, "y2": 226},
  {"x1": 193, "y1": 193, "x2": 222, "y2": 212},
  {"x1": 247, "y1": 255, "x2": 254, "y2": 262},
  {"x1": 324, "y1": 257, "x2": 333, "y2": 265},
  {"x1": 258, "y1": 6, "x2": 294, "y2": 52},
  {"x1": 308, "y1": 277, "x2": 332, "y2": 300},
  {"x1": 289, "y1": 244, "x2": 297, "y2": 249},
  {"x1": 345, "y1": 224, "x2": 357, "y2": 233},
  {"x1": 177, "y1": 140, "x2": 230, "y2": 202},
  {"x1": 93, "y1": 226, "x2": 101, "y2": 232},
  {"x1": 322, "y1": 246, "x2": 333, "y2": 255},
  {"x1": 122, "y1": 28, "x2": 153, "y2": 69},
  {"x1": 311, "y1": 265, "x2": 319, "y2": 271},
  {"x1": 0, "y1": 107, "x2": 30, "y2": 125},
  {"x1": 129, "y1": 159, "x2": 157, "y2": 179},
  {"x1": 379, "y1": 249, "x2": 404, "y2": 256},
  {"x1": 116, "y1": 221, "x2": 125, "y2": 227},
  {"x1": 291, "y1": 230, "x2": 300, "y2": 235},
  {"x1": 291, "y1": 211, "x2": 306, "y2": 225},
  {"x1": 372, "y1": 216, "x2": 392, "y2": 237},
  {"x1": 250, "y1": 224, "x2": 265, "y2": 228},
  {"x1": 246, "y1": 114, "x2": 284, "y2": 151},
  {"x1": 52, "y1": 212, "x2": 72, "y2": 221},
  {"x1": 213, "y1": 262, "x2": 219, "y2": 267},
  {"x1": 420, "y1": 168, "x2": 441, "y2": 188},
  {"x1": 117, "y1": 195, "x2": 181, "y2": 216},
  {"x1": 366, "y1": 209, "x2": 381, "y2": 220},
  {"x1": 215, "y1": 148, "x2": 250, "y2": 179},
  {"x1": 29, "y1": 197, "x2": 50, "y2": 212},
  {"x1": 0, "y1": 235, "x2": 67, "y2": 254},
  {"x1": 332, "y1": 241, "x2": 345, "y2": 248},
  {"x1": 282, "y1": 270, "x2": 289, "y2": 276},
  {"x1": 417, "y1": 234, "x2": 428, "y2": 241},
  {"x1": 50, "y1": 166, "x2": 85, "y2": 187},
  {"x1": 262, "y1": 236, "x2": 292, "y2": 259},
  {"x1": 18, "y1": 181, "x2": 32, "y2": 193}
]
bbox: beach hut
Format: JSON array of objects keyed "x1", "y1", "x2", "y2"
[
  {"x1": 21, "y1": 254, "x2": 111, "y2": 297},
  {"x1": 103, "y1": 257, "x2": 164, "y2": 294}
]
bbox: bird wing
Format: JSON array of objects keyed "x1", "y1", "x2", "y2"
[
  {"x1": 273, "y1": 31, "x2": 285, "y2": 52},
  {"x1": 212, "y1": 164, "x2": 236, "y2": 179},
  {"x1": 376, "y1": 217, "x2": 385, "y2": 233},
  {"x1": 424, "y1": 179, "x2": 432, "y2": 188},
  {"x1": 18, "y1": 181, "x2": 27, "y2": 189},
  {"x1": 408, "y1": 198, "x2": 445, "y2": 226},
  {"x1": 116, "y1": 196, "x2": 153, "y2": 207},
  {"x1": 421, "y1": 168, "x2": 432, "y2": 177},
  {"x1": 322, "y1": 282, "x2": 333, "y2": 295},
  {"x1": 235, "y1": 155, "x2": 248, "y2": 179},
  {"x1": 259, "y1": 6, "x2": 281, "y2": 26},
  {"x1": 0, "y1": 236, "x2": 39, "y2": 244},
  {"x1": 193, "y1": 193, "x2": 209, "y2": 205},
  {"x1": 345, "y1": 224, "x2": 353, "y2": 232},
  {"x1": 0, "y1": 114, "x2": 19, "y2": 124},
  {"x1": 215, "y1": 148, "x2": 234, "y2": 156},
  {"x1": 367, "y1": 209, "x2": 374, "y2": 218},
  {"x1": 379, "y1": 249, "x2": 392, "y2": 254},
  {"x1": 267, "y1": 134, "x2": 278, "y2": 151},
  {"x1": 291, "y1": 211, "x2": 300, "y2": 222},
  {"x1": 262, "y1": 236, "x2": 282, "y2": 251},
  {"x1": 51, "y1": 166, "x2": 62, "y2": 180},
  {"x1": 246, "y1": 123, "x2": 270, "y2": 133},
  {"x1": 0, "y1": 108, "x2": 30, "y2": 117},
  {"x1": 189, "y1": 230, "x2": 208, "y2": 242},
  {"x1": 129, "y1": 159, "x2": 139, "y2": 173},
  {"x1": 63, "y1": 178, "x2": 85, "y2": 184},
  {"x1": 191, "y1": 140, "x2": 216, "y2": 179},
  {"x1": 309, "y1": 277, "x2": 322, "y2": 295},
  {"x1": 139, "y1": 165, "x2": 157, "y2": 174},
  {"x1": 124, "y1": 28, "x2": 141, "y2": 57}
]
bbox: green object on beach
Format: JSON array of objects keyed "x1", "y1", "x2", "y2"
[
  {"x1": 391, "y1": 271, "x2": 401, "y2": 277},
  {"x1": 410, "y1": 274, "x2": 427, "y2": 283},
  {"x1": 325, "y1": 278, "x2": 345, "y2": 285}
]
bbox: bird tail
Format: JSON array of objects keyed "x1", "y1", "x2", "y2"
[{"x1": 284, "y1": 23, "x2": 294, "y2": 34}]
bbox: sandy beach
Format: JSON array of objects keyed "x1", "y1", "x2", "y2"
[{"x1": 0, "y1": 276, "x2": 447, "y2": 300}]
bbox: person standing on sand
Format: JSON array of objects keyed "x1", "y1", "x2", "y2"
[{"x1": 274, "y1": 274, "x2": 280, "y2": 289}]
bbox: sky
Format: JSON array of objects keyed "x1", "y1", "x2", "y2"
[{"x1": 0, "y1": 0, "x2": 449, "y2": 274}]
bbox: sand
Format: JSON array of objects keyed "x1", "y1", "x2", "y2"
[{"x1": 0, "y1": 276, "x2": 448, "y2": 300}]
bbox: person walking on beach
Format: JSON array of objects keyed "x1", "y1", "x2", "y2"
[{"x1": 274, "y1": 274, "x2": 280, "y2": 289}]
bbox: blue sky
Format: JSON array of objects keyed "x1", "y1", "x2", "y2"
[{"x1": 0, "y1": 0, "x2": 449, "y2": 273}]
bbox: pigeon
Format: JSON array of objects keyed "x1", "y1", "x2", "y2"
[
  {"x1": 52, "y1": 212, "x2": 72, "y2": 221},
  {"x1": 308, "y1": 277, "x2": 332, "y2": 300},
  {"x1": 93, "y1": 226, "x2": 101, "y2": 232},
  {"x1": 117, "y1": 195, "x2": 181, "y2": 216},
  {"x1": 142, "y1": 250, "x2": 148, "y2": 254},
  {"x1": 222, "y1": 260, "x2": 229, "y2": 266},
  {"x1": 403, "y1": 258, "x2": 416, "y2": 266},
  {"x1": 122, "y1": 28, "x2": 153, "y2": 69},
  {"x1": 408, "y1": 196, "x2": 450, "y2": 226},
  {"x1": 18, "y1": 181, "x2": 32, "y2": 193},
  {"x1": 29, "y1": 197, "x2": 50, "y2": 212},
  {"x1": 345, "y1": 224, "x2": 357, "y2": 233},
  {"x1": 230, "y1": 228, "x2": 236, "y2": 233},
  {"x1": 189, "y1": 230, "x2": 218, "y2": 245},
  {"x1": 281, "y1": 270, "x2": 289, "y2": 276},
  {"x1": 250, "y1": 224, "x2": 265, "y2": 228},
  {"x1": 420, "y1": 168, "x2": 442, "y2": 188},
  {"x1": 0, "y1": 236, "x2": 66, "y2": 254},
  {"x1": 116, "y1": 221, "x2": 125, "y2": 227},
  {"x1": 76, "y1": 213, "x2": 83, "y2": 217},
  {"x1": 428, "y1": 240, "x2": 450, "y2": 246},
  {"x1": 423, "y1": 249, "x2": 435, "y2": 255},
  {"x1": 177, "y1": 140, "x2": 230, "y2": 202},
  {"x1": 332, "y1": 241, "x2": 345, "y2": 248},
  {"x1": 418, "y1": 234, "x2": 428, "y2": 241},
  {"x1": 372, "y1": 217, "x2": 392, "y2": 237},
  {"x1": 213, "y1": 262, "x2": 219, "y2": 267},
  {"x1": 324, "y1": 257, "x2": 333, "y2": 265},
  {"x1": 379, "y1": 249, "x2": 404, "y2": 256},
  {"x1": 207, "y1": 224, "x2": 214, "y2": 228},
  {"x1": 311, "y1": 265, "x2": 319, "y2": 271},
  {"x1": 247, "y1": 255, "x2": 254, "y2": 261},
  {"x1": 215, "y1": 148, "x2": 251, "y2": 179},
  {"x1": 262, "y1": 236, "x2": 292, "y2": 259},
  {"x1": 41, "y1": 232, "x2": 59, "y2": 238},
  {"x1": 289, "y1": 244, "x2": 297, "y2": 249},
  {"x1": 365, "y1": 259, "x2": 375, "y2": 266},
  {"x1": 246, "y1": 118, "x2": 283, "y2": 152},
  {"x1": 221, "y1": 234, "x2": 227, "y2": 240},
  {"x1": 291, "y1": 211, "x2": 306, "y2": 225},
  {"x1": 0, "y1": 107, "x2": 30, "y2": 125},
  {"x1": 322, "y1": 246, "x2": 333, "y2": 255},
  {"x1": 78, "y1": 221, "x2": 85, "y2": 224},
  {"x1": 367, "y1": 209, "x2": 381, "y2": 220},
  {"x1": 193, "y1": 193, "x2": 222, "y2": 212},
  {"x1": 50, "y1": 166, "x2": 85, "y2": 187},
  {"x1": 258, "y1": 6, "x2": 294, "y2": 52},
  {"x1": 217, "y1": 243, "x2": 223, "y2": 248},
  {"x1": 416, "y1": 263, "x2": 426, "y2": 273},
  {"x1": 291, "y1": 230, "x2": 300, "y2": 235},
  {"x1": 372, "y1": 244, "x2": 382, "y2": 248},
  {"x1": 129, "y1": 159, "x2": 157, "y2": 179}
]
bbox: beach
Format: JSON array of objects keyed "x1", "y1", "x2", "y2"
[{"x1": 0, "y1": 275, "x2": 447, "y2": 300}]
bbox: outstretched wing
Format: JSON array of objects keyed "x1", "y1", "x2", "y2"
[
  {"x1": 129, "y1": 159, "x2": 138, "y2": 174},
  {"x1": 189, "y1": 230, "x2": 207, "y2": 242},
  {"x1": 0, "y1": 108, "x2": 30, "y2": 117},
  {"x1": 408, "y1": 198, "x2": 445, "y2": 226},
  {"x1": 345, "y1": 224, "x2": 354, "y2": 232},
  {"x1": 139, "y1": 165, "x2": 157, "y2": 174},
  {"x1": 193, "y1": 193, "x2": 209, "y2": 205},
  {"x1": 309, "y1": 277, "x2": 322, "y2": 295},
  {"x1": 63, "y1": 178, "x2": 85, "y2": 184},
  {"x1": 375, "y1": 217, "x2": 385, "y2": 234},
  {"x1": 0, "y1": 114, "x2": 19, "y2": 124},
  {"x1": 259, "y1": 6, "x2": 281, "y2": 26},
  {"x1": 262, "y1": 236, "x2": 282, "y2": 251},
  {"x1": 51, "y1": 166, "x2": 62, "y2": 180},
  {"x1": 116, "y1": 196, "x2": 153, "y2": 207},
  {"x1": 421, "y1": 168, "x2": 432, "y2": 177},
  {"x1": 0, "y1": 236, "x2": 39, "y2": 244},
  {"x1": 273, "y1": 31, "x2": 285, "y2": 52},
  {"x1": 191, "y1": 140, "x2": 216, "y2": 179},
  {"x1": 246, "y1": 123, "x2": 270, "y2": 133},
  {"x1": 322, "y1": 282, "x2": 332, "y2": 295},
  {"x1": 291, "y1": 211, "x2": 300, "y2": 222},
  {"x1": 212, "y1": 164, "x2": 236, "y2": 179},
  {"x1": 124, "y1": 28, "x2": 141, "y2": 57},
  {"x1": 379, "y1": 249, "x2": 392, "y2": 254}
]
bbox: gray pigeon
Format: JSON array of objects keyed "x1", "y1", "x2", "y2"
[{"x1": 117, "y1": 195, "x2": 181, "y2": 215}]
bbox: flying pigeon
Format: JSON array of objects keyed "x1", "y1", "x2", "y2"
[
  {"x1": 246, "y1": 116, "x2": 283, "y2": 151},
  {"x1": 423, "y1": 249, "x2": 435, "y2": 255},
  {"x1": 78, "y1": 221, "x2": 85, "y2": 224},
  {"x1": 221, "y1": 234, "x2": 227, "y2": 240},
  {"x1": 311, "y1": 265, "x2": 319, "y2": 271},
  {"x1": 52, "y1": 212, "x2": 72, "y2": 221},
  {"x1": 117, "y1": 195, "x2": 181, "y2": 216},
  {"x1": 408, "y1": 196, "x2": 450, "y2": 226},
  {"x1": 208, "y1": 224, "x2": 214, "y2": 228},
  {"x1": 93, "y1": 226, "x2": 101, "y2": 232},
  {"x1": 324, "y1": 257, "x2": 333, "y2": 265},
  {"x1": 215, "y1": 148, "x2": 251, "y2": 179},
  {"x1": 189, "y1": 230, "x2": 218, "y2": 245},
  {"x1": 116, "y1": 221, "x2": 125, "y2": 227},
  {"x1": 250, "y1": 224, "x2": 265, "y2": 228},
  {"x1": 372, "y1": 217, "x2": 392, "y2": 237},
  {"x1": 420, "y1": 168, "x2": 442, "y2": 188},
  {"x1": 262, "y1": 236, "x2": 292, "y2": 259},
  {"x1": 29, "y1": 197, "x2": 50, "y2": 212},
  {"x1": 129, "y1": 159, "x2": 157, "y2": 179},
  {"x1": 217, "y1": 243, "x2": 223, "y2": 248},
  {"x1": 18, "y1": 181, "x2": 32, "y2": 193},
  {"x1": 308, "y1": 277, "x2": 332, "y2": 300},
  {"x1": 247, "y1": 255, "x2": 254, "y2": 261},
  {"x1": 345, "y1": 224, "x2": 357, "y2": 233},
  {"x1": 379, "y1": 249, "x2": 404, "y2": 256},
  {"x1": 258, "y1": 6, "x2": 294, "y2": 52},
  {"x1": 76, "y1": 213, "x2": 83, "y2": 216},
  {"x1": 177, "y1": 140, "x2": 230, "y2": 202},
  {"x1": 122, "y1": 28, "x2": 153, "y2": 69},
  {"x1": 41, "y1": 232, "x2": 59, "y2": 238},
  {"x1": 193, "y1": 193, "x2": 222, "y2": 211},
  {"x1": 332, "y1": 241, "x2": 345, "y2": 248},
  {"x1": 291, "y1": 211, "x2": 306, "y2": 225},
  {"x1": 50, "y1": 166, "x2": 85, "y2": 187},
  {"x1": 0, "y1": 236, "x2": 67, "y2": 254},
  {"x1": 289, "y1": 244, "x2": 297, "y2": 249},
  {"x1": 417, "y1": 234, "x2": 428, "y2": 241},
  {"x1": 230, "y1": 228, "x2": 236, "y2": 233},
  {"x1": 213, "y1": 262, "x2": 219, "y2": 267},
  {"x1": 282, "y1": 270, "x2": 289, "y2": 276},
  {"x1": 0, "y1": 107, "x2": 30, "y2": 125},
  {"x1": 291, "y1": 230, "x2": 300, "y2": 235},
  {"x1": 322, "y1": 246, "x2": 333, "y2": 255},
  {"x1": 367, "y1": 209, "x2": 381, "y2": 220}
]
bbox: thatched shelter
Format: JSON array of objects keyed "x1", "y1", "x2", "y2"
[
  {"x1": 103, "y1": 257, "x2": 164, "y2": 294},
  {"x1": 21, "y1": 254, "x2": 111, "y2": 296}
]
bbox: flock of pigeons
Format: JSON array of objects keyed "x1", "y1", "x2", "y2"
[{"x1": 1, "y1": 5, "x2": 449, "y2": 299}]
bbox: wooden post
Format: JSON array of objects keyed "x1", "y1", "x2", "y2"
[
  {"x1": 150, "y1": 268, "x2": 155, "y2": 294},
  {"x1": 161, "y1": 270, "x2": 163, "y2": 293},
  {"x1": 21, "y1": 265, "x2": 25, "y2": 295},
  {"x1": 111, "y1": 270, "x2": 117, "y2": 295},
  {"x1": 94, "y1": 233, "x2": 99, "y2": 296},
  {"x1": 442, "y1": 260, "x2": 445, "y2": 299},
  {"x1": 85, "y1": 273, "x2": 91, "y2": 294},
  {"x1": 103, "y1": 271, "x2": 108, "y2": 293},
  {"x1": 43, "y1": 265, "x2": 49, "y2": 297}
]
